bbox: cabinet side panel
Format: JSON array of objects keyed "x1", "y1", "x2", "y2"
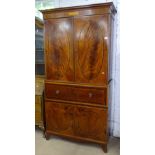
[{"x1": 108, "y1": 14, "x2": 115, "y2": 82}]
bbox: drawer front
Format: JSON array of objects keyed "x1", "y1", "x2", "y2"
[
  {"x1": 74, "y1": 87, "x2": 106, "y2": 105},
  {"x1": 45, "y1": 83, "x2": 106, "y2": 105},
  {"x1": 45, "y1": 83, "x2": 75, "y2": 101}
]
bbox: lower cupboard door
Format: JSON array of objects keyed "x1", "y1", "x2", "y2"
[
  {"x1": 74, "y1": 105, "x2": 108, "y2": 141},
  {"x1": 45, "y1": 102, "x2": 74, "y2": 135}
]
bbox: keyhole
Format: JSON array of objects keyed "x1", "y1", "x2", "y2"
[
  {"x1": 56, "y1": 90, "x2": 60, "y2": 94},
  {"x1": 89, "y1": 93, "x2": 92, "y2": 98}
]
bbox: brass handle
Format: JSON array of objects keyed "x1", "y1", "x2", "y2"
[
  {"x1": 101, "y1": 72, "x2": 105, "y2": 75},
  {"x1": 56, "y1": 90, "x2": 60, "y2": 95},
  {"x1": 88, "y1": 93, "x2": 92, "y2": 98}
]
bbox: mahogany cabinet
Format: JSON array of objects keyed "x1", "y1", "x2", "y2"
[{"x1": 41, "y1": 2, "x2": 116, "y2": 153}]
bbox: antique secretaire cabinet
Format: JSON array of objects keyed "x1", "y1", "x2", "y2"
[{"x1": 41, "y1": 2, "x2": 116, "y2": 153}]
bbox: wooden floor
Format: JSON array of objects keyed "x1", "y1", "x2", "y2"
[{"x1": 35, "y1": 128, "x2": 120, "y2": 155}]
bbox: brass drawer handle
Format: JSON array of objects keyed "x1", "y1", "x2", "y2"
[
  {"x1": 56, "y1": 90, "x2": 60, "y2": 95},
  {"x1": 88, "y1": 93, "x2": 92, "y2": 98}
]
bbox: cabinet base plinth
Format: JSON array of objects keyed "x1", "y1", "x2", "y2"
[{"x1": 44, "y1": 131, "x2": 108, "y2": 153}]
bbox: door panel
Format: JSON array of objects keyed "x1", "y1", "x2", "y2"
[
  {"x1": 74, "y1": 15, "x2": 108, "y2": 85},
  {"x1": 45, "y1": 101, "x2": 108, "y2": 141},
  {"x1": 74, "y1": 105, "x2": 108, "y2": 141},
  {"x1": 45, "y1": 102, "x2": 74, "y2": 135},
  {"x1": 45, "y1": 18, "x2": 74, "y2": 81}
]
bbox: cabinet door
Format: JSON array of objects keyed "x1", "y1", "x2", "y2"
[
  {"x1": 74, "y1": 105, "x2": 108, "y2": 141},
  {"x1": 74, "y1": 15, "x2": 108, "y2": 85},
  {"x1": 45, "y1": 18, "x2": 74, "y2": 82},
  {"x1": 45, "y1": 102, "x2": 74, "y2": 135}
]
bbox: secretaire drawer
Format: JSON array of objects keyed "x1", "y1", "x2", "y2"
[
  {"x1": 45, "y1": 83, "x2": 75, "y2": 101},
  {"x1": 74, "y1": 87, "x2": 106, "y2": 105},
  {"x1": 45, "y1": 83, "x2": 107, "y2": 105}
]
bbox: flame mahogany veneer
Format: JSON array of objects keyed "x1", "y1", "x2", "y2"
[{"x1": 41, "y1": 2, "x2": 116, "y2": 153}]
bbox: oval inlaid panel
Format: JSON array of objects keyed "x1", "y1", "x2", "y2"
[
  {"x1": 74, "y1": 107, "x2": 105, "y2": 140},
  {"x1": 77, "y1": 21, "x2": 104, "y2": 80},
  {"x1": 49, "y1": 21, "x2": 71, "y2": 78},
  {"x1": 47, "y1": 103, "x2": 73, "y2": 132}
]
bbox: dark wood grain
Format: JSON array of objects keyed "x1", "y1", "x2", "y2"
[
  {"x1": 45, "y1": 101, "x2": 108, "y2": 142},
  {"x1": 40, "y1": 2, "x2": 116, "y2": 19},
  {"x1": 45, "y1": 82, "x2": 106, "y2": 105},
  {"x1": 42, "y1": 2, "x2": 116, "y2": 153},
  {"x1": 74, "y1": 15, "x2": 108, "y2": 85},
  {"x1": 45, "y1": 83, "x2": 74, "y2": 101},
  {"x1": 73, "y1": 86, "x2": 106, "y2": 105},
  {"x1": 74, "y1": 104, "x2": 108, "y2": 141},
  {"x1": 45, "y1": 102, "x2": 74, "y2": 135},
  {"x1": 45, "y1": 18, "x2": 74, "y2": 82}
]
